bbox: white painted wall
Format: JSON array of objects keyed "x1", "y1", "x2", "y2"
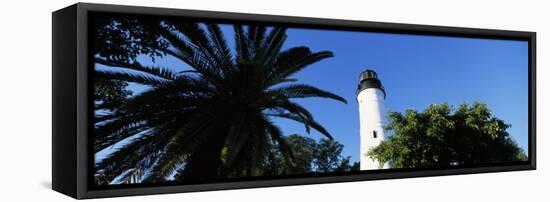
[
  {"x1": 357, "y1": 88, "x2": 389, "y2": 170},
  {"x1": 0, "y1": 0, "x2": 548, "y2": 201}
]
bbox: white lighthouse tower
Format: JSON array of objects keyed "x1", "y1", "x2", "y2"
[{"x1": 357, "y1": 69, "x2": 389, "y2": 170}]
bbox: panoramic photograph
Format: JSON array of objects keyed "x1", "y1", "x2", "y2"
[{"x1": 92, "y1": 15, "x2": 528, "y2": 186}]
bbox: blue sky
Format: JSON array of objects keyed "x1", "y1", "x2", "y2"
[{"x1": 97, "y1": 23, "x2": 529, "y2": 164}]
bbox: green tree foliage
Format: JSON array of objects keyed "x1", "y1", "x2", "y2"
[
  {"x1": 92, "y1": 16, "x2": 167, "y2": 63},
  {"x1": 368, "y1": 102, "x2": 527, "y2": 169},
  {"x1": 93, "y1": 19, "x2": 348, "y2": 184},
  {"x1": 314, "y1": 139, "x2": 347, "y2": 172},
  {"x1": 94, "y1": 79, "x2": 131, "y2": 110},
  {"x1": 284, "y1": 135, "x2": 318, "y2": 174},
  {"x1": 333, "y1": 157, "x2": 360, "y2": 172},
  {"x1": 261, "y1": 135, "x2": 358, "y2": 176},
  {"x1": 92, "y1": 17, "x2": 164, "y2": 110}
]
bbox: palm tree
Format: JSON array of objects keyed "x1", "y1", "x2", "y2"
[{"x1": 94, "y1": 21, "x2": 347, "y2": 183}]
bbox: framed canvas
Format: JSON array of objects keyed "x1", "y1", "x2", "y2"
[{"x1": 52, "y1": 3, "x2": 536, "y2": 199}]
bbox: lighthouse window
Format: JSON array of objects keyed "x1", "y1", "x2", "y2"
[{"x1": 373, "y1": 130, "x2": 377, "y2": 138}]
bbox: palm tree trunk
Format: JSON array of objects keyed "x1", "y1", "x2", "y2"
[{"x1": 178, "y1": 132, "x2": 227, "y2": 180}]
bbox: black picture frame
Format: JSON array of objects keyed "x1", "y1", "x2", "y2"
[{"x1": 52, "y1": 3, "x2": 536, "y2": 199}]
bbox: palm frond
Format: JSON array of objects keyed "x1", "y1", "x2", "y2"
[
  {"x1": 122, "y1": 77, "x2": 213, "y2": 110},
  {"x1": 170, "y1": 22, "x2": 224, "y2": 68},
  {"x1": 95, "y1": 70, "x2": 170, "y2": 86},
  {"x1": 95, "y1": 58, "x2": 177, "y2": 80},
  {"x1": 268, "y1": 84, "x2": 347, "y2": 104},
  {"x1": 270, "y1": 47, "x2": 333, "y2": 82},
  {"x1": 234, "y1": 25, "x2": 250, "y2": 60},
  {"x1": 206, "y1": 24, "x2": 233, "y2": 67},
  {"x1": 265, "y1": 98, "x2": 315, "y2": 123},
  {"x1": 159, "y1": 24, "x2": 226, "y2": 83},
  {"x1": 248, "y1": 26, "x2": 267, "y2": 51},
  {"x1": 264, "y1": 121, "x2": 295, "y2": 165},
  {"x1": 95, "y1": 132, "x2": 163, "y2": 183},
  {"x1": 270, "y1": 113, "x2": 334, "y2": 140},
  {"x1": 255, "y1": 27, "x2": 287, "y2": 65},
  {"x1": 157, "y1": 26, "x2": 195, "y2": 56},
  {"x1": 95, "y1": 114, "x2": 115, "y2": 124},
  {"x1": 94, "y1": 118, "x2": 149, "y2": 152}
]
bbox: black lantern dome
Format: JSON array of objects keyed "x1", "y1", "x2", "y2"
[{"x1": 356, "y1": 69, "x2": 386, "y2": 97}]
